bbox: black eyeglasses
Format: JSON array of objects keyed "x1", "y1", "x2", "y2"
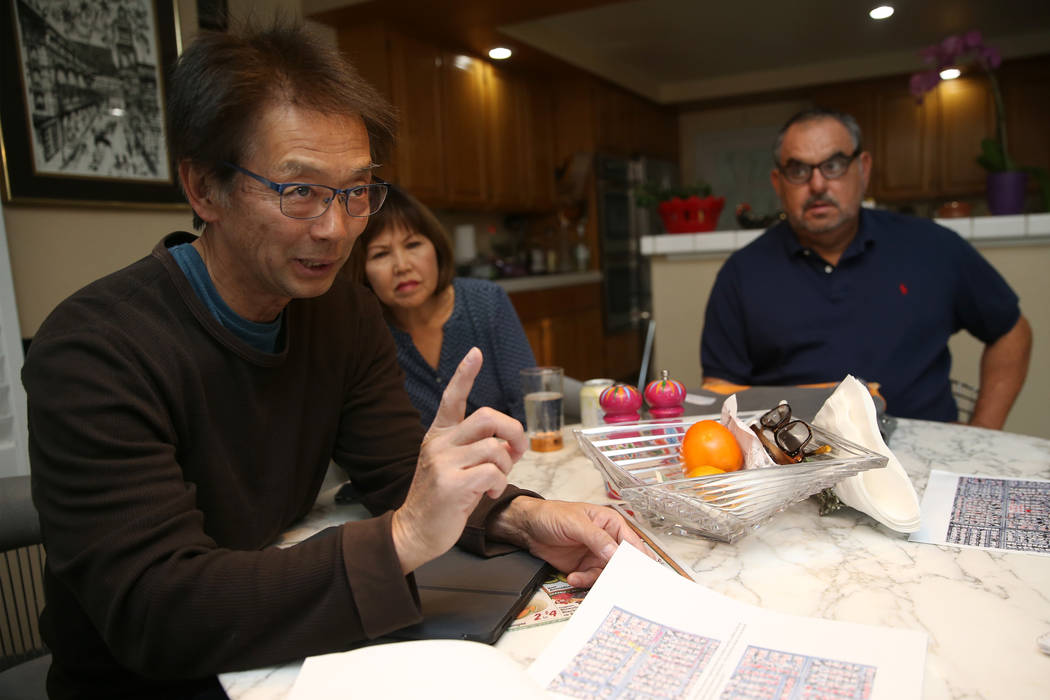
[
  {"x1": 223, "y1": 162, "x2": 388, "y2": 219},
  {"x1": 758, "y1": 403, "x2": 813, "y2": 460},
  {"x1": 776, "y1": 146, "x2": 862, "y2": 185}
]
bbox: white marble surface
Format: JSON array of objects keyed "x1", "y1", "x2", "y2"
[
  {"x1": 222, "y1": 419, "x2": 1050, "y2": 699},
  {"x1": 492, "y1": 270, "x2": 602, "y2": 293}
]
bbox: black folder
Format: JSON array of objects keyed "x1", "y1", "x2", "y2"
[
  {"x1": 387, "y1": 546, "x2": 549, "y2": 645},
  {"x1": 306, "y1": 524, "x2": 548, "y2": 645}
]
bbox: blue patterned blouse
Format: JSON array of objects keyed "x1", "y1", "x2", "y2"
[{"x1": 387, "y1": 277, "x2": 536, "y2": 429}]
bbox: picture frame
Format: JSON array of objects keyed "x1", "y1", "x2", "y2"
[{"x1": 0, "y1": 0, "x2": 184, "y2": 207}]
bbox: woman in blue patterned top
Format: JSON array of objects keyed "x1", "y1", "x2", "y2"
[{"x1": 345, "y1": 186, "x2": 536, "y2": 428}]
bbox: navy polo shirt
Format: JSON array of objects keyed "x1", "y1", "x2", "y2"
[{"x1": 700, "y1": 209, "x2": 1020, "y2": 421}]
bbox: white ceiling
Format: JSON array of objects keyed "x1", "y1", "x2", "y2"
[
  {"x1": 304, "y1": 0, "x2": 1050, "y2": 105},
  {"x1": 499, "y1": 0, "x2": 1050, "y2": 103}
]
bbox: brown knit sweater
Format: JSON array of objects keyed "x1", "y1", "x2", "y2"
[{"x1": 23, "y1": 233, "x2": 528, "y2": 698}]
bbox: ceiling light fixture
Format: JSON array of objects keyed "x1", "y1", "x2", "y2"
[
  {"x1": 488, "y1": 47, "x2": 512, "y2": 60},
  {"x1": 939, "y1": 67, "x2": 961, "y2": 80},
  {"x1": 869, "y1": 5, "x2": 894, "y2": 20}
]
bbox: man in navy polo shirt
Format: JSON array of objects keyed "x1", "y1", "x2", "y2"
[{"x1": 700, "y1": 108, "x2": 1031, "y2": 426}]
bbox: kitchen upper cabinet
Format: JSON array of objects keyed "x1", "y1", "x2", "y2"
[
  {"x1": 817, "y1": 74, "x2": 995, "y2": 202},
  {"x1": 338, "y1": 26, "x2": 486, "y2": 208},
  {"x1": 552, "y1": 73, "x2": 678, "y2": 162},
  {"x1": 595, "y1": 83, "x2": 635, "y2": 155},
  {"x1": 525, "y1": 82, "x2": 557, "y2": 211},
  {"x1": 874, "y1": 89, "x2": 937, "y2": 200},
  {"x1": 387, "y1": 34, "x2": 487, "y2": 207},
  {"x1": 339, "y1": 23, "x2": 558, "y2": 211},
  {"x1": 386, "y1": 31, "x2": 446, "y2": 201},
  {"x1": 484, "y1": 65, "x2": 527, "y2": 210},
  {"x1": 635, "y1": 99, "x2": 679, "y2": 161},
  {"x1": 483, "y1": 66, "x2": 556, "y2": 212},
  {"x1": 936, "y1": 75, "x2": 995, "y2": 196},
  {"x1": 1001, "y1": 57, "x2": 1050, "y2": 178},
  {"x1": 440, "y1": 52, "x2": 487, "y2": 207}
]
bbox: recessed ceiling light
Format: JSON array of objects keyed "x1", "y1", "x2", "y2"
[
  {"x1": 488, "y1": 47, "x2": 512, "y2": 60},
  {"x1": 869, "y1": 5, "x2": 894, "y2": 20},
  {"x1": 939, "y1": 68, "x2": 961, "y2": 80}
]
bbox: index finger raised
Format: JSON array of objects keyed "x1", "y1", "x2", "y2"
[{"x1": 430, "y1": 347, "x2": 483, "y2": 431}]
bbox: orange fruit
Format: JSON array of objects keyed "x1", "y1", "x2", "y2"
[
  {"x1": 680, "y1": 420, "x2": 744, "y2": 476},
  {"x1": 683, "y1": 464, "x2": 726, "y2": 478}
]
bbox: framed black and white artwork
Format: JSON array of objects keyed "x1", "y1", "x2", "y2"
[{"x1": 0, "y1": 0, "x2": 183, "y2": 205}]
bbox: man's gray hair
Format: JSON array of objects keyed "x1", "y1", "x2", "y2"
[{"x1": 773, "y1": 108, "x2": 863, "y2": 164}]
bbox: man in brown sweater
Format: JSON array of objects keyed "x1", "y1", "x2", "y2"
[{"x1": 22, "y1": 23, "x2": 642, "y2": 699}]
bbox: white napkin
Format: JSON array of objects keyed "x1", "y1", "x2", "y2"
[
  {"x1": 721, "y1": 394, "x2": 776, "y2": 469},
  {"x1": 812, "y1": 375, "x2": 921, "y2": 533}
]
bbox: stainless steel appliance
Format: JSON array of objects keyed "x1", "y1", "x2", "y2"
[{"x1": 594, "y1": 154, "x2": 678, "y2": 333}]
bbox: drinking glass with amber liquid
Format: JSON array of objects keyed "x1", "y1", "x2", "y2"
[{"x1": 521, "y1": 367, "x2": 564, "y2": 452}]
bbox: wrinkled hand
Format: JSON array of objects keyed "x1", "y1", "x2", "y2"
[
  {"x1": 491, "y1": 497, "x2": 650, "y2": 588},
  {"x1": 392, "y1": 347, "x2": 527, "y2": 573}
]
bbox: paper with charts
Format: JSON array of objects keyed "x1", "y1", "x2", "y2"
[
  {"x1": 909, "y1": 470, "x2": 1050, "y2": 555},
  {"x1": 529, "y1": 543, "x2": 925, "y2": 700}
]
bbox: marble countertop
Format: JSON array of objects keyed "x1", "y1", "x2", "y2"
[
  {"x1": 222, "y1": 418, "x2": 1050, "y2": 700},
  {"x1": 494, "y1": 269, "x2": 602, "y2": 294},
  {"x1": 642, "y1": 212, "x2": 1050, "y2": 257}
]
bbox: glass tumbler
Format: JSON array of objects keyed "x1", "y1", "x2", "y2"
[{"x1": 520, "y1": 366, "x2": 564, "y2": 452}]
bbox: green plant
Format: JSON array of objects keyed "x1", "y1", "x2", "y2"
[{"x1": 633, "y1": 181, "x2": 711, "y2": 209}]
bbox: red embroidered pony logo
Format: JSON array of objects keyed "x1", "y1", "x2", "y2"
[{"x1": 899, "y1": 283, "x2": 909, "y2": 296}]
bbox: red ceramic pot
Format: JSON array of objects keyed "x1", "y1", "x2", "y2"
[{"x1": 658, "y1": 195, "x2": 727, "y2": 233}]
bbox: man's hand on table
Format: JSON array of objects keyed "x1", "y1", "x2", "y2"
[
  {"x1": 392, "y1": 347, "x2": 526, "y2": 574},
  {"x1": 487, "y1": 496, "x2": 649, "y2": 588}
]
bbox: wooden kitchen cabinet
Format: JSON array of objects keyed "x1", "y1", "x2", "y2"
[
  {"x1": 385, "y1": 31, "x2": 446, "y2": 201},
  {"x1": 935, "y1": 75, "x2": 995, "y2": 196},
  {"x1": 510, "y1": 283, "x2": 605, "y2": 381},
  {"x1": 1001, "y1": 56, "x2": 1050, "y2": 180},
  {"x1": 484, "y1": 65, "x2": 527, "y2": 210},
  {"x1": 440, "y1": 52, "x2": 487, "y2": 207},
  {"x1": 874, "y1": 88, "x2": 937, "y2": 200},
  {"x1": 483, "y1": 66, "x2": 556, "y2": 212},
  {"x1": 339, "y1": 25, "x2": 487, "y2": 208},
  {"x1": 525, "y1": 81, "x2": 557, "y2": 211},
  {"x1": 551, "y1": 72, "x2": 678, "y2": 162},
  {"x1": 817, "y1": 73, "x2": 994, "y2": 202},
  {"x1": 339, "y1": 24, "x2": 559, "y2": 212}
]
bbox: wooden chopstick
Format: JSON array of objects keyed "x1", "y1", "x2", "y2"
[{"x1": 611, "y1": 503, "x2": 695, "y2": 582}]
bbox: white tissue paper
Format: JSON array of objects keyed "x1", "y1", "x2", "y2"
[
  {"x1": 720, "y1": 394, "x2": 776, "y2": 469},
  {"x1": 812, "y1": 375, "x2": 921, "y2": 533}
]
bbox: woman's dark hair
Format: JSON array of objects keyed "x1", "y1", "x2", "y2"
[
  {"x1": 168, "y1": 21, "x2": 397, "y2": 229},
  {"x1": 345, "y1": 185, "x2": 455, "y2": 296}
]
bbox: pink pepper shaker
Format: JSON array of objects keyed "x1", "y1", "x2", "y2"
[
  {"x1": 644, "y1": 369, "x2": 686, "y2": 418},
  {"x1": 599, "y1": 383, "x2": 643, "y2": 424}
]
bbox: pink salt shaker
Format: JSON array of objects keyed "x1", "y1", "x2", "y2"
[
  {"x1": 644, "y1": 369, "x2": 686, "y2": 418},
  {"x1": 599, "y1": 383, "x2": 642, "y2": 423}
]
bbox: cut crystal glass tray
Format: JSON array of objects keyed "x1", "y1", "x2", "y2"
[{"x1": 574, "y1": 412, "x2": 888, "y2": 543}]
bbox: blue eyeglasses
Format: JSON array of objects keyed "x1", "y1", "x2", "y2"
[{"x1": 223, "y1": 162, "x2": 388, "y2": 219}]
